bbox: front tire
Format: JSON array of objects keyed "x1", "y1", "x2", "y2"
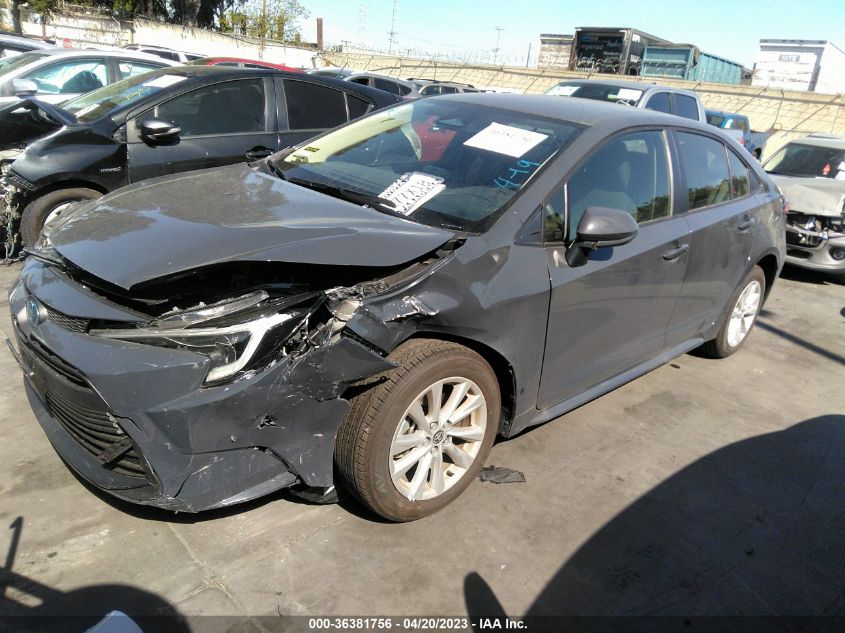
[
  {"x1": 335, "y1": 339, "x2": 500, "y2": 522},
  {"x1": 20, "y1": 188, "x2": 101, "y2": 246},
  {"x1": 702, "y1": 266, "x2": 765, "y2": 358}
]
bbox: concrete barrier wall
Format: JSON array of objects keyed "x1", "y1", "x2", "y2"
[
  {"x1": 19, "y1": 11, "x2": 319, "y2": 69},
  {"x1": 325, "y1": 51, "x2": 845, "y2": 159}
]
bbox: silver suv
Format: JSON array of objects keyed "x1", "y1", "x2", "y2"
[{"x1": 546, "y1": 78, "x2": 706, "y2": 123}]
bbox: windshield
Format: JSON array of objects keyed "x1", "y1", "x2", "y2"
[
  {"x1": 764, "y1": 143, "x2": 845, "y2": 179},
  {"x1": 62, "y1": 70, "x2": 188, "y2": 122},
  {"x1": 272, "y1": 99, "x2": 582, "y2": 233},
  {"x1": 545, "y1": 81, "x2": 643, "y2": 106},
  {"x1": 0, "y1": 51, "x2": 49, "y2": 76}
]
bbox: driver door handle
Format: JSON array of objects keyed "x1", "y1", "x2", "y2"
[
  {"x1": 245, "y1": 147, "x2": 273, "y2": 160},
  {"x1": 662, "y1": 243, "x2": 690, "y2": 261},
  {"x1": 738, "y1": 218, "x2": 756, "y2": 231}
]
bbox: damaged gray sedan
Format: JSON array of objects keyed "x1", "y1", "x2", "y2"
[{"x1": 8, "y1": 95, "x2": 785, "y2": 521}]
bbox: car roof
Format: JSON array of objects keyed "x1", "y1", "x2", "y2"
[
  {"x1": 439, "y1": 92, "x2": 713, "y2": 130},
  {"x1": 791, "y1": 135, "x2": 845, "y2": 150},
  {"x1": 0, "y1": 34, "x2": 56, "y2": 49},
  {"x1": 23, "y1": 47, "x2": 179, "y2": 64},
  {"x1": 554, "y1": 77, "x2": 700, "y2": 97},
  {"x1": 196, "y1": 57, "x2": 301, "y2": 71},
  {"x1": 79, "y1": 66, "x2": 399, "y2": 121}
]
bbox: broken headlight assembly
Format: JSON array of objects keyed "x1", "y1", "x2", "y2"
[{"x1": 89, "y1": 291, "x2": 316, "y2": 384}]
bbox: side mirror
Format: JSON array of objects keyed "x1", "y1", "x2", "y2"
[
  {"x1": 12, "y1": 78, "x2": 38, "y2": 97},
  {"x1": 138, "y1": 118, "x2": 181, "y2": 144},
  {"x1": 565, "y1": 206, "x2": 638, "y2": 267}
]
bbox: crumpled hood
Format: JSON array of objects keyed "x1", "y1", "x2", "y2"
[
  {"x1": 50, "y1": 164, "x2": 455, "y2": 290},
  {"x1": 770, "y1": 174, "x2": 845, "y2": 217}
]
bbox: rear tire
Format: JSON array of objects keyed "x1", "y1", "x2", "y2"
[
  {"x1": 702, "y1": 266, "x2": 765, "y2": 358},
  {"x1": 335, "y1": 339, "x2": 500, "y2": 522},
  {"x1": 20, "y1": 188, "x2": 101, "y2": 246}
]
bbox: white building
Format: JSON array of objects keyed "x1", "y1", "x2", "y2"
[{"x1": 752, "y1": 39, "x2": 845, "y2": 94}]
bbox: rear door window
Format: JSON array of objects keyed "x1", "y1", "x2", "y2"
[
  {"x1": 727, "y1": 149, "x2": 751, "y2": 198},
  {"x1": 677, "y1": 132, "x2": 732, "y2": 209},
  {"x1": 674, "y1": 95, "x2": 701, "y2": 120},
  {"x1": 373, "y1": 77, "x2": 402, "y2": 94},
  {"x1": 284, "y1": 79, "x2": 347, "y2": 129},
  {"x1": 117, "y1": 60, "x2": 163, "y2": 80}
]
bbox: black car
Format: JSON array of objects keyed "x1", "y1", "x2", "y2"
[
  {"x1": 9, "y1": 95, "x2": 786, "y2": 521},
  {"x1": 1, "y1": 66, "x2": 400, "y2": 246}
]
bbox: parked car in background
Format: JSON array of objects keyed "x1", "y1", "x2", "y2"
[
  {"x1": 546, "y1": 79, "x2": 706, "y2": 122},
  {"x1": 764, "y1": 134, "x2": 845, "y2": 276},
  {"x1": 122, "y1": 44, "x2": 203, "y2": 63},
  {"x1": 0, "y1": 49, "x2": 176, "y2": 105},
  {"x1": 188, "y1": 57, "x2": 303, "y2": 72},
  {"x1": 346, "y1": 72, "x2": 420, "y2": 98},
  {"x1": 2, "y1": 66, "x2": 400, "y2": 245},
  {"x1": 0, "y1": 33, "x2": 56, "y2": 58},
  {"x1": 9, "y1": 95, "x2": 784, "y2": 520},
  {"x1": 308, "y1": 67, "x2": 354, "y2": 79},
  {"x1": 413, "y1": 80, "x2": 480, "y2": 96},
  {"x1": 706, "y1": 109, "x2": 768, "y2": 159}
]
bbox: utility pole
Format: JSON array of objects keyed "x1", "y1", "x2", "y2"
[
  {"x1": 387, "y1": 0, "x2": 398, "y2": 54},
  {"x1": 526, "y1": 41, "x2": 532, "y2": 68},
  {"x1": 493, "y1": 26, "x2": 504, "y2": 65},
  {"x1": 259, "y1": 0, "x2": 267, "y2": 59}
]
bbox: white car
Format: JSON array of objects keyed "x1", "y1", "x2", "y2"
[
  {"x1": 0, "y1": 48, "x2": 177, "y2": 105},
  {"x1": 122, "y1": 44, "x2": 204, "y2": 63}
]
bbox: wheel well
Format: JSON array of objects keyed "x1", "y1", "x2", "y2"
[
  {"x1": 756, "y1": 254, "x2": 779, "y2": 299},
  {"x1": 28, "y1": 180, "x2": 108, "y2": 204},
  {"x1": 404, "y1": 332, "x2": 516, "y2": 436}
]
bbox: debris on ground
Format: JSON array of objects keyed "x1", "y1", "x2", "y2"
[{"x1": 479, "y1": 465, "x2": 526, "y2": 484}]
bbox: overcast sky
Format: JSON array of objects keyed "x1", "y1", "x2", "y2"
[{"x1": 299, "y1": 0, "x2": 845, "y2": 67}]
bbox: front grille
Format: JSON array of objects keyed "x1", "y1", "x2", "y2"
[
  {"x1": 21, "y1": 339, "x2": 150, "y2": 480},
  {"x1": 45, "y1": 305, "x2": 89, "y2": 333}
]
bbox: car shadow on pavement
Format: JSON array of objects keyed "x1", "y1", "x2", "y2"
[
  {"x1": 779, "y1": 266, "x2": 844, "y2": 286},
  {"x1": 465, "y1": 415, "x2": 845, "y2": 627},
  {"x1": 1, "y1": 516, "x2": 191, "y2": 633}
]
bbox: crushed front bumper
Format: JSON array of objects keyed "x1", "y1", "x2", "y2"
[
  {"x1": 785, "y1": 217, "x2": 845, "y2": 274},
  {"x1": 8, "y1": 260, "x2": 392, "y2": 512}
]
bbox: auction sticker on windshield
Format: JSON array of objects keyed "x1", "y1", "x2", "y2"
[
  {"x1": 379, "y1": 172, "x2": 446, "y2": 215},
  {"x1": 464, "y1": 122, "x2": 548, "y2": 158},
  {"x1": 547, "y1": 85, "x2": 579, "y2": 97},
  {"x1": 615, "y1": 88, "x2": 643, "y2": 102}
]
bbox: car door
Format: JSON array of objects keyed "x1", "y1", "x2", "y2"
[
  {"x1": 537, "y1": 128, "x2": 691, "y2": 408},
  {"x1": 127, "y1": 76, "x2": 277, "y2": 182},
  {"x1": 665, "y1": 131, "x2": 761, "y2": 344},
  {"x1": 276, "y1": 77, "x2": 371, "y2": 149},
  {"x1": 21, "y1": 57, "x2": 109, "y2": 103}
]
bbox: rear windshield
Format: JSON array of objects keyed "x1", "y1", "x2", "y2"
[
  {"x1": 546, "y1": 81, "x2": 643, "y2": 106},
  {"x1": 764, "y1": 143, "x2": 845, "y2": 179},
  {"x1": 62, "y1": 70, "x2": 190, "y2": 122}
]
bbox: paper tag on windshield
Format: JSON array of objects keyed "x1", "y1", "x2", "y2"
[
  {"x1": 547, "y1": 85, "x2": 579, "y2": 97},
  {"x1": 379, "y1": 172, "x2": 445, "y2": 216},
  {"x1": 615, "y1": 88, "x2": 642, "y2": 101},
  {"x1": 464, "y1": 122, "x2": 548, "y2": 158},
  {"x1": 143, "y1": 75, "x2": 187, "y2": 89}
]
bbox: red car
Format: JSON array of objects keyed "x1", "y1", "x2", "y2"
[{"x1": 188, "y1": 57, "x2": 303, "y2": 72}]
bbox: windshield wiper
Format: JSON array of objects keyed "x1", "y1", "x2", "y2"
[{"x1": 285, "y1": 177, "x2": 405, "y2": 217}]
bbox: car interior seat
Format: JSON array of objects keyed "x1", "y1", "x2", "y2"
[{"x1": 61, "y1": 70, "x2": 104, "y2": 94}]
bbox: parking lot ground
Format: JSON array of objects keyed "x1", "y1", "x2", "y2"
[{"x1": 0, "y1": 261, "x2": 843, "y2": 631}]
